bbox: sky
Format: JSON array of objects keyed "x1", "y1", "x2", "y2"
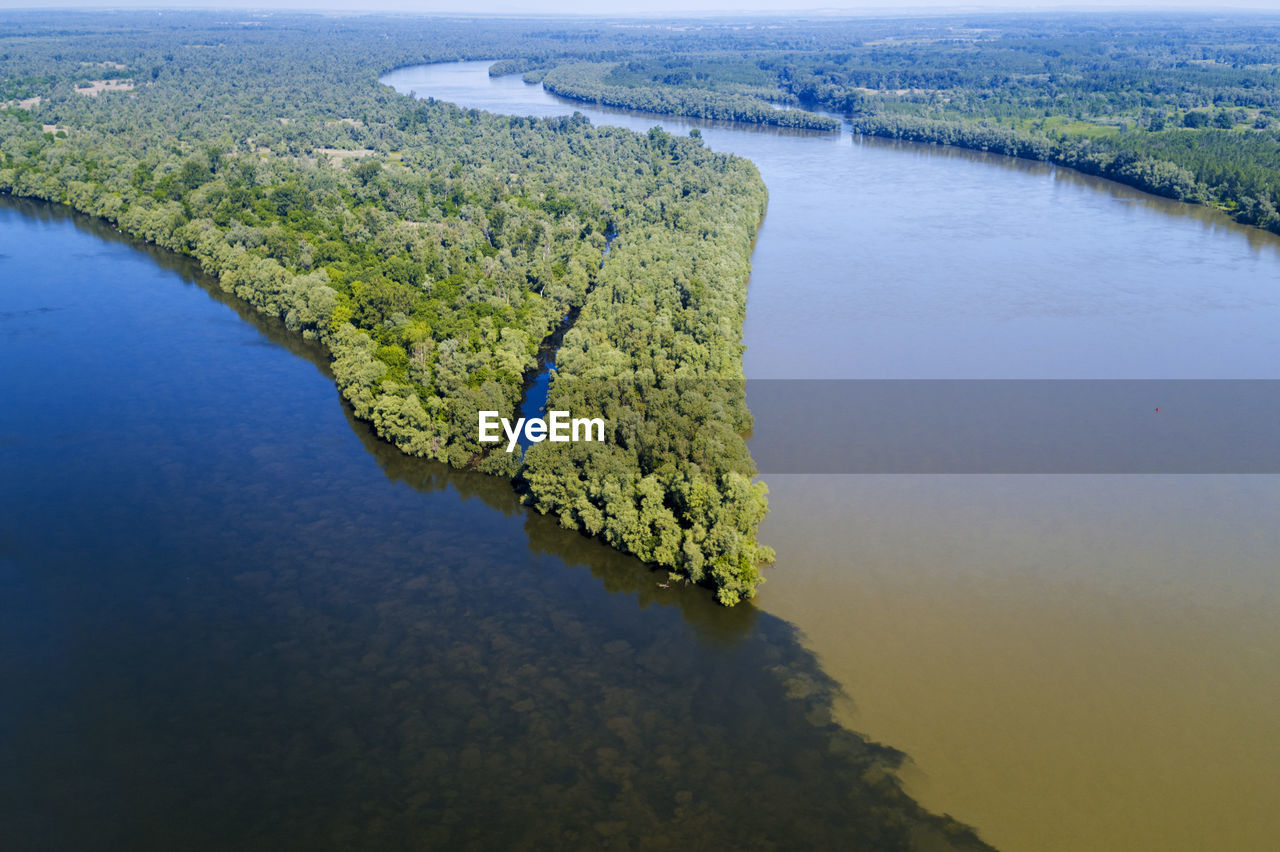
[{"x1": 3, "y1": 0, "x2": 1276, "y2": 13}]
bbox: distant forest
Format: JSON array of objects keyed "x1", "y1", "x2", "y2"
[{"x1": 489, "y1": 13, "x2": 1280, "y2": 233}]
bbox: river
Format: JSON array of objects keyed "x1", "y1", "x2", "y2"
[
  {"x1": 380, "y1": 62, "x2": 1280, "y2": 851},
  {"x1": 0, "y1": 196, "x2": 993, "y2": 849}
]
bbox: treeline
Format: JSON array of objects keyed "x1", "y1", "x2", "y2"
[
  {"x1": 849, "y1": 116, "x2": 1278, "y2": 232},
  {"x1": 0, "y1": 12, "x2": 775, "y2": 603},
  {"x1": 851, "y1": 115, "x2": 1208, "y2": 207},
  {"x1": 488, "y1": 58, "x2": 547, "y2": 77},
  {"x1": 770, "y1": 15, "x2": 1280, "y2": 231},
  {"x1": 1113, "y1": 128, "x2": 1280, "y2": 227},
  {"x1": 539, "y1": 63, "x2": 839, "y2": 132}
]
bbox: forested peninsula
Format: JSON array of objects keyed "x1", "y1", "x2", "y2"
[
  {"x1": 10, "y1": 11, "x2": 1275, "y2": 604},
  {"x1": 0, "y1": 13, "x2": 772, "y2": 604}
]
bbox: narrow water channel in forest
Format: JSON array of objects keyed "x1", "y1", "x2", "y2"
[{"x1": 516, "y1": 229, "x2": 616, "y2": 441}]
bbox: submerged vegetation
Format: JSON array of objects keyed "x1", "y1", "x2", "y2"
[{"x1": 0, "y1": 12, "x2": 770, "y2": 603}]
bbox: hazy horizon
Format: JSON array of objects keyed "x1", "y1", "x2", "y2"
[{"x1": 4, "y1": 1, "x2": 1279, "y2": 16}]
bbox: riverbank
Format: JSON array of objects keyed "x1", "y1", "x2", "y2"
[
  {"x1": 847, "y1": 114, "x2": 1280, "y2": 236},
  {"x1": 535, "y1": 62, "x2": 840, "y2": 132}
]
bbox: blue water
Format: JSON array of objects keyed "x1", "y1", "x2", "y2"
[
  {"x1": 0, "y1": 197, "x2": 985, "y2": 850},
  {"x1": 515, "y1": 230, "x2": 615, "y2": 449}
]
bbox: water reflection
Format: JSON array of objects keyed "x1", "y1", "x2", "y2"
[
  {"x1": 0, "y1": 195, "x2": 992, "y2": 850},
  {"x1": 852, "y1": 134, "x2": 1280, "y2": 257}
]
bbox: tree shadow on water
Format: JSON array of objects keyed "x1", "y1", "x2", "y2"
[
  {"x1": 337, "y1": 354, "x2": 996, "y2": 851},
  {"x1": 2, "y1": 193, "x2": 994, "y2": 851}
]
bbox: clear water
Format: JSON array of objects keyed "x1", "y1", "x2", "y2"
[{"x1": 0, "y1": 197, "x2": 986, "y2": 850}]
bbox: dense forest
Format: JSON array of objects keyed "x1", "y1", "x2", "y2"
[
  {"x1": 0, "y1": 12, "x2": 771, "y2": 604},
  {"x1": 484, "y1": 13, "x2": 1280, "y2": 233},
  {"x1": 7, "y1": 11, "x2": 1279, "y2": 602},
  {"x1": 534, "y1": 62, "x2": 839, "y2": 131}
]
